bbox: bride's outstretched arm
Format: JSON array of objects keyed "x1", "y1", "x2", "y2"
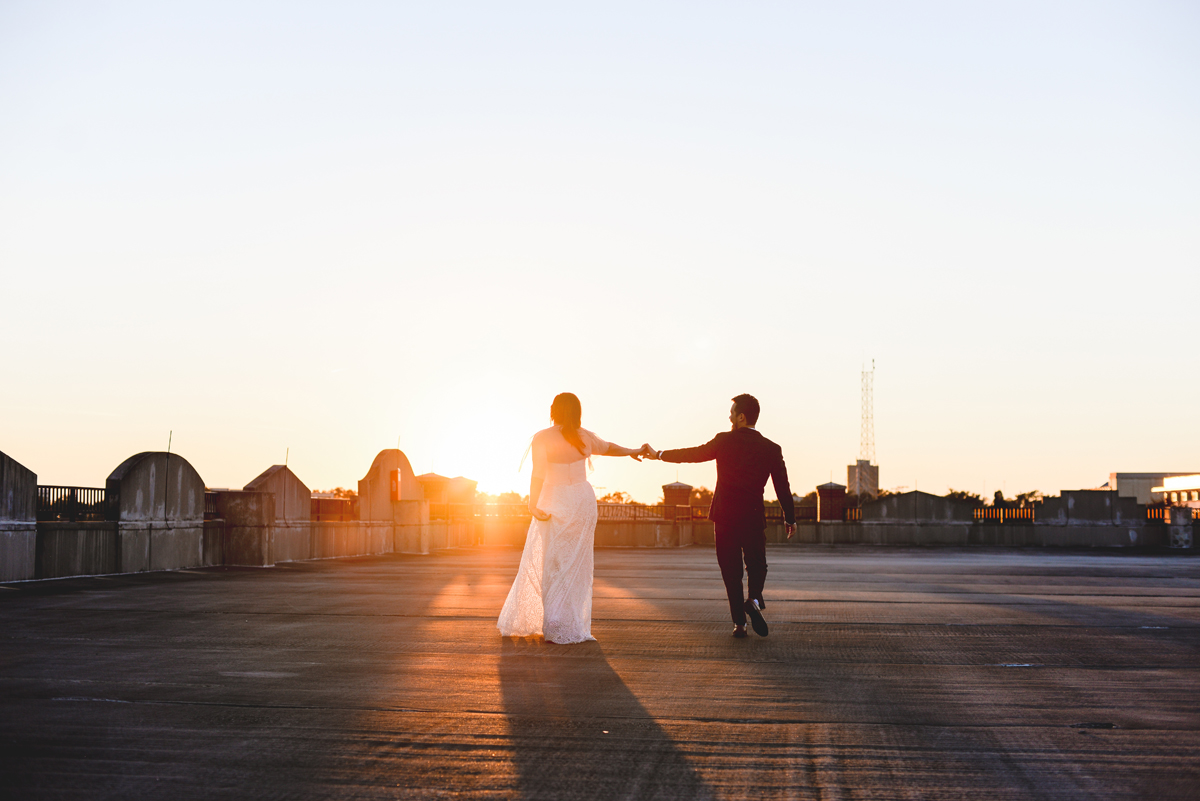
[{"x1": 602, "y1": 442, "x2": 648, "y2": 461}]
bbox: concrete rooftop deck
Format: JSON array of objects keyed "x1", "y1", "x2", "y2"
[{"x1": 2, "y1": 545, "x2": 1198, "y2": 800}]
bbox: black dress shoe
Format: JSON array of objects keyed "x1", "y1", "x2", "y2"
[
  {"x1": 745, "y1": 599, "x2": 769, "y2": 637},
  {"x1": 732, "y1": 625, "x2": 747, "y2": 638}
]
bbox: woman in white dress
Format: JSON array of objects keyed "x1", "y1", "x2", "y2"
[{"x1": 497, "y1": 393, "x2": 648, "y2": 644}]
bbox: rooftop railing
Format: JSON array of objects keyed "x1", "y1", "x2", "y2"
[
  {"x1": 473, "y1": 503, "x2": 531, "y2": 519},
  {"x1": 425, "y1": 502, "x2": 827, "y2": 523},
  {"x1": 973, "y1": 507, "x2": 1035, "y2": 523},
  {"x1": 431, "y1": 503, "x2": 1181, "y2": 526},
  {"x1": 428, "y1": 502, "x2": 482, "y2": 521},
  {"x1": 598, "y1": 504, "x2": 672, "y2": 521},
  {"x1": 204, "y1": 491, "x2": 220, "y2": 520},
  {"x1": 36, "y1": 486, "x2": 115, "y2": 522}
]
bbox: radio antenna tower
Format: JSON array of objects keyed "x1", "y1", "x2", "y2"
[
  {"x1": 848, "y1": 360, "x2": 879, "y2": 499},
  {"x1": 860, "y1": 360, "x2": 875, "y2": 463}
]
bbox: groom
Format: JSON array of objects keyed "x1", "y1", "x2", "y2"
[{"x1": 646, "y1": 394, "x2": 795, "y2": 638}]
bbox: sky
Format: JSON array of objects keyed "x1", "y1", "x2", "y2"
[{"x1": 1, "y1": 1, "x2": 1197, "y2": 503}]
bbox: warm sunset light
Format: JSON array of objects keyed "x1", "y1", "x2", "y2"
[
  {"x1": 1155, "y1": 476, "x2": 1200, "y2": 493},
  {"x1": 426, "y1": 400, "x2": 540, "y2": 496},
  {"x1": 1, "y1": 3, "x2": 1196, "y2": 503},
  {"x1": 4, "y1": 8, "x2": 1199, "y2": 800}
]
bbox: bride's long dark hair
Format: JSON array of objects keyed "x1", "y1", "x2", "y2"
[{"x1": 551, "y1": 392, "x2": 586, "y2": 456}]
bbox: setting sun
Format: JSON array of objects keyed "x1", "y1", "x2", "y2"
[{"x1": 424, "y1": 397, "x2": 538, "y2": 495}]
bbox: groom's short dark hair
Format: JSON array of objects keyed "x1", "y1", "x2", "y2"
[{"x1": 732, "y1": 394, "x2": 760, "y2": 426}]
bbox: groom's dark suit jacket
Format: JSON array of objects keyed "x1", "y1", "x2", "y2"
[{"x1": 661, "y1": 428, "x2": 795, "y2": 528}]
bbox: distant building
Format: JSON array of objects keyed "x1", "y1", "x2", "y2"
[
  {"x1": 416, "y1": 473, "x2": 478, "y2": 505},
  {"x1": 817, "y1": 481, "x2": 847, "y2": 522},
  {"x1": 310, "y1": 493, "x2": 356, "y2": 522},
  {"x1": 1150, "y1": 475, "x2": 1200, "y2": 508},
  {"x1": 1110, "y1": 472, "x2": 1200, "y2": 505},
  {"x1": 847, "y1": 460, "x2": 879, "y2": 499},
  {"x1": 661, "y1": 482, "x2": 693, "y2": 509}
]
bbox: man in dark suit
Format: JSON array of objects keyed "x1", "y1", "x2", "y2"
[{"x1": 648, "y1": 394, "x2": 795, "y2": 638}]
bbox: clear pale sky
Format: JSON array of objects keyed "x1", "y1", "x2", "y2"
[{"x1": 2, "y1": 2, "x2": 1197, "y2": 503}]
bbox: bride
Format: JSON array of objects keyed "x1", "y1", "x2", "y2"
[{"x1": 497, "y1": 392, "x2": 649, "y2": 644}]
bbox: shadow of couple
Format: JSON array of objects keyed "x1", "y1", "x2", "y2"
[{"x1": 499, "y1": 637, "x2": 713, "y2": 800}]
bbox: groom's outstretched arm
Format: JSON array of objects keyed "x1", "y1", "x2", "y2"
[{"x1": 659, "y1": 435, "x2": 720, "y2": 464}]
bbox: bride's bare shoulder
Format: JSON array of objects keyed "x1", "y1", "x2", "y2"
[{"x1": 532, "y1": 426, "x2": 561, "y2": 441}]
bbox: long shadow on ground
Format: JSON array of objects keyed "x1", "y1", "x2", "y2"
[{"x1": 500, "y1": 637, "x2": 712, "y2": 801}]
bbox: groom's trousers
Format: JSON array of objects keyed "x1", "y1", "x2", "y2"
[{"x1": 714, "y1": 522, "x2": 767, "y2": 626}]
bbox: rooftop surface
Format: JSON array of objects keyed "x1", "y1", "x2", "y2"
[{"x1": 2, "y1": 546, "x2": 1198, "y2": 799}]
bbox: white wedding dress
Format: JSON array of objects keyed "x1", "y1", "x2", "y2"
[{"x1": 497, "y1": 426, "x2": 608, "y2": 644}]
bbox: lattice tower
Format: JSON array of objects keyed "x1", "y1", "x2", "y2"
[{"x1": 860, "y1": 360, "x2": 875, "y2": 464}]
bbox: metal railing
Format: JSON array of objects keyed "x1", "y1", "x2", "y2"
[
  {"x1": 204, "y1": 491, "x2": 219, "y2": 520},
  {"x1": 36, "y1": 486, "x2": 114, "y2": 522},
  {"x1": 795, "y1": 506, "x2": 818, "y2": 522},
  {"x1": 428, "y1": 502, "x2": 479, "y2": 521},
  {"x1": 310, "y1": 497, "x2": 357, "y2": 522},
  {"x1": 422, "y1": 502, "x2": 828, "y2": 523},
  {"x1": 475, "y1": 503, "x2": 533, "y2": 519},
  {"x1": 598, "y1": 504, "x2": 819, "y2": 523},
  {"x1": 428, "y1": 503, "x2": 706, "y2": 521},
  {"x1": 974, "y1": 507, "x2": 1035, "y2": 523},
  {"x1": 420, "y1": 501, "x2": 1178, "y2": 526},
  {"x1": 598, "y1": 503, "x2": 671, "y2": 521}
]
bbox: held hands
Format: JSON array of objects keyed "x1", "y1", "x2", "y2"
[
  {"x1": 625, "y1": 444, "x2": 659, "y2": 462},
  {"x1": 628, "y1": 443, "x2": 656, "y2": 462}
]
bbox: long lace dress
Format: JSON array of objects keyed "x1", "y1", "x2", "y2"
[{"x1": 497, "y1": 426, "x2": 608, "y2": 644}]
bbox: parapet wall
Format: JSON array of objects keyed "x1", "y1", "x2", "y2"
[
  {"x1": 0, "y1": 525, "x2": 36, "y2": 582},
  {"x1": 862, "y1": 491, "x2": 977, "y2": 523},
  {"x1": 771, "y1": 521, "x2": 1172, "y2": 548},
  {"x1": 0, "y1": 451, "x2": 37, "y2": 581},
  {"x1": 211, "y1": 490, "x2": 276, "y2": 566},
  {"x1": 193, "y1": 517, "x2": 479, "y2": 566},
  {"x1": 10, "y1": 445, "x2": 1193, "y2": 585},
  {"x1": 1038, "y1": 490, "x2": 1144, "y2": 526},
  {"x1": 1, "y1": 450, "x2": 36, "y2": 523},
  {"x1": 37, "y1": 522, "x2": 119, "y2": 578},
  {"x1": 11, "y1": 514, "x2": 1191, "y2": 583},
  {"x1": 473, "y1": 519, "x2": 708, "y2": 549}
]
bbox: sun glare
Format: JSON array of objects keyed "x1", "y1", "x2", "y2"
[{"x1": 428, "y1": 399, "x2": 536, "y2": 495}]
